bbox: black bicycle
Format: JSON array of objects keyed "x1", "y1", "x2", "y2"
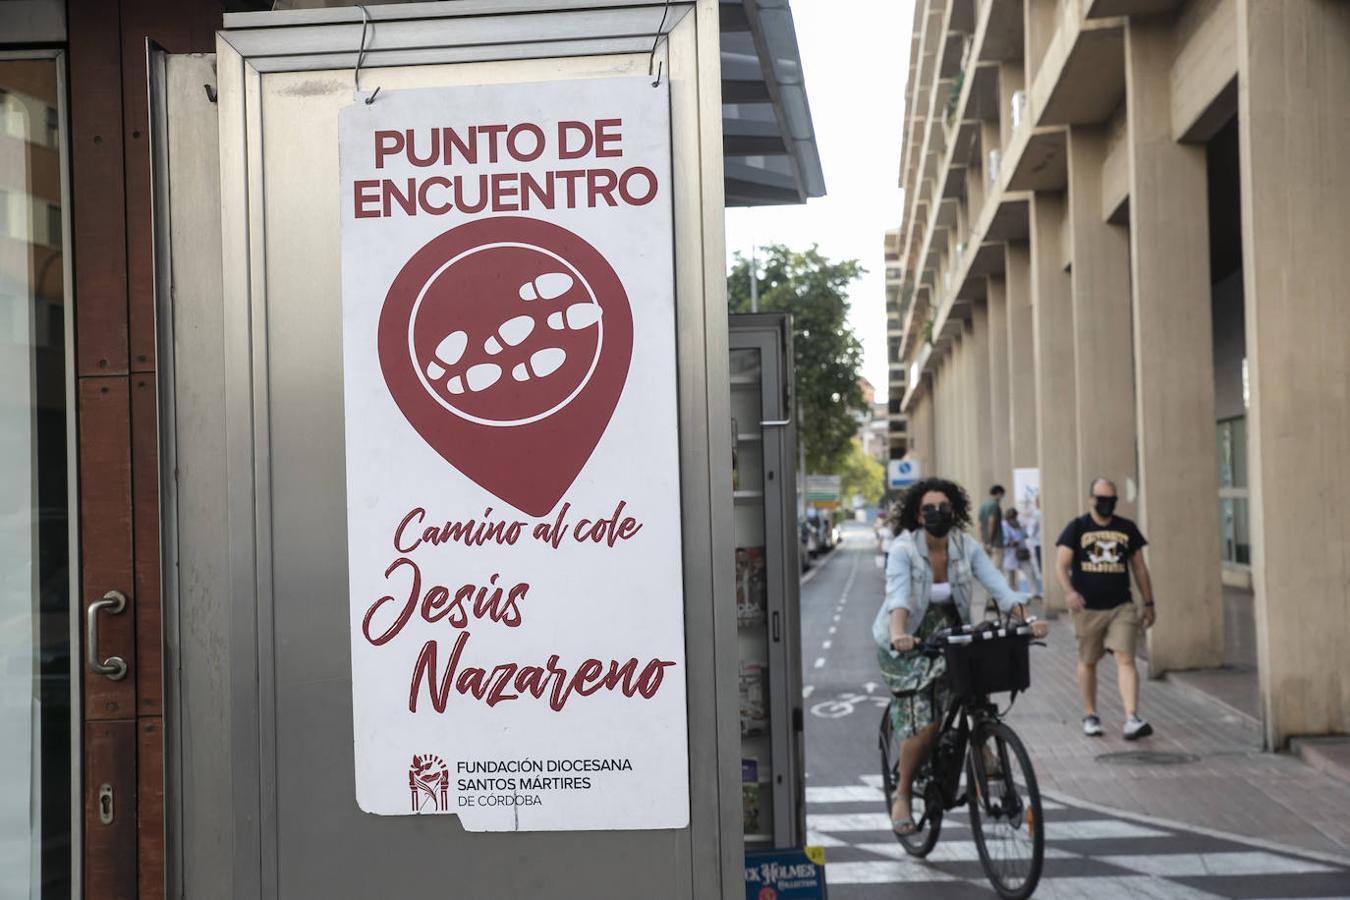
[{"x1": 878, "y1": 619, "x2": 1045, "y2": 900}]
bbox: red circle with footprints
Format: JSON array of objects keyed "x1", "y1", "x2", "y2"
[{"x1": 385, "y1": 218, "x2": 628, "y2": 426}]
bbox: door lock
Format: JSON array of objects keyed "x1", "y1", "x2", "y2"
[
  {"x1": 98, "y1": 784, "x2": 114, "y2": 825},
  {"x1": 86, "y1": 590, "x2": 128, "y2": 681}
]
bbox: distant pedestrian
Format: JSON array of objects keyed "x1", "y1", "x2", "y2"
[
  {"x1": 1001, "y1": 508, "x2": 1039, "y2": 597},
  {"x1": 1055, "y1": 478, "x2": 1157, "y2": 740},
  {"x1": 873, "y1": 477, "x2": 1045, "y2": 835},
  {"x1": 977, "y1": 484, "x2": 1006, "y2": 569},
  {"x1": 874, "y1": 504, "x2": 896, "y2": 569}
]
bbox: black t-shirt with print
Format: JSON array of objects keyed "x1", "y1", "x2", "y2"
[{"x1": 1055, "y1": 514, "x2": 1148, "y2": 610}]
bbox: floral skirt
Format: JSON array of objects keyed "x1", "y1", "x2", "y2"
[{"x1": 877, "y1": 604, "x2": 960, "y2": 740}]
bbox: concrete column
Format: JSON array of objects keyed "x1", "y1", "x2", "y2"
[
  {"x1": 1126, "y1": 21, "x2": 1224, "y2": 675},
  {"x1": 1005, "y1": 244, "x2": 1037, "y2": 473},
  {"x1": 950, "y1": 334, "x2": 968, "y2": 487},
  {"x1": 932, "y1": 362, "x2": 949, "y2": 476},
  {"x1": 971, "y1": 301, "x2": 995, "y2": 494},
  {"x1": 1066, "y1": 128, "x2": 1139, "y2": 521},
  {"x1": 999, "y1": 64, "x2": 1026, "y2": 150},
  {"x1": 957, "y1": 331, "x2": 975, "y2": 489},
  {"x1": 964, "y1": 322, "x2": 981, "y2": 493},
  {"x1": 1024, "y1": 0, "x2": 1058, "y2": 93},
  {"x1": 957, "y1": 327, "x2": 976, "y2": 492},
  {"x1": 1031, "y1": 194, "x2": 1076, "y2": 612},
  {"x1": 910, "y1": 387, "x2": 937, "y2": 480},
  {"x1": 1237, "y1": 0, "x2": 1350, "y2": 746},
  {"x1": 967, "y1": 167, "x2": 986, "y2": 226},
  {"x1": 987, "y1": 276, "x2": 1012, "y2": 488}
]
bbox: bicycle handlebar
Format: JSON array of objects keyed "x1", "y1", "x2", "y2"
[{"x1": 915, "y1": 618, "x2": 1038, "y2": 657}]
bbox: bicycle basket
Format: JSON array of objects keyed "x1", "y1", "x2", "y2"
[{"x1": 943, "y1": 632, "x2": 1030, "y2": 697}]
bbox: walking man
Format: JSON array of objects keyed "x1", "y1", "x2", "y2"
[
  {"x1": 978, "y1": 484, "x2": 1006, "y2": 570},
  {"x1": 1055, "y1": 478, "x2": 1156, "y2": 740}
]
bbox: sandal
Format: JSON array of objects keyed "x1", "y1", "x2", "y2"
[{"x1": 892, "y1": 817, "x2": 917, "y2": 836}]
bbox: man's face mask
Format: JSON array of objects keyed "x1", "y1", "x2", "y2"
[{"x1": 1093, "y1": 495, "x2": 1118, "y2": 517}]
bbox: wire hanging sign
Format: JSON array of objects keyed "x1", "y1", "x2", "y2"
[
  {"x1": 649, "y1": 0, "x2": 673, "y2": 87},
  {"x1": 353, "y1": 5, "x2": 381, "y2": 104}
]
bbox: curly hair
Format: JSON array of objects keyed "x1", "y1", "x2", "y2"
[{"x1": 890, "y1": 477, "x2": 973, "y2": 534}]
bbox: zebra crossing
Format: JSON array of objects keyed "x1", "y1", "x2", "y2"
[{"x1": 806, "y1": 776, "x2": 1350, "y2": 898}]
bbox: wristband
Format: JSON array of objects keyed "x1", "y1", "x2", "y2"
[{"x1": 1143, "y1": 601, "x2": 1155, "y2": 608}]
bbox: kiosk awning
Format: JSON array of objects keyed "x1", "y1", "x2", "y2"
[{"x1": 720, "y1": 0, "x2": 825, "y2": 205}]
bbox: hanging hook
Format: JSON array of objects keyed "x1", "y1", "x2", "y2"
[
  {"x1": 354, "y1": 5, "x2": 381, "y2": 104},
  {"x1": 649, "y1": 0, "x2": 673, "y2": 87}
]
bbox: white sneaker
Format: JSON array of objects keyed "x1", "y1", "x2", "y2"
[
  {"x1": 1123, "y1": 716, "x2": 1154, "y2": 740},
  {"x1": 1082, "y1": 714, "x2": 1104, "y2": 737}
]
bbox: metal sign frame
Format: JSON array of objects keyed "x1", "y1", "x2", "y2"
[{"x1": 155, "y1": 2, "x2": 739, "y2": 897}]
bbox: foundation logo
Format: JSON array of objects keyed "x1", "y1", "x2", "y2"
[
  {"x1": 408, "y1": 753, "x2": 450, "y2": 813},
  {"x1": 378, "y1": 216, "x2": 633, "y2": 516}
]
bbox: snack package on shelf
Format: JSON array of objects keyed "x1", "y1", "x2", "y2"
[
  {"x1": 742, "y1": 781, "x2": 762, "y2": 834},
  {"x1": 739, "y1": 662, "x2": 768, "y2": 736},
  {"x1": 735, "y1": 547, "x2": 767, "y2": 627}
]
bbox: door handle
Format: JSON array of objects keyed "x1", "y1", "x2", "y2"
[
  {"x1": 760, "y1": 419, "x2": 790, "y2": 427},
  {"x1": 86, "y1": 590, "x2": 128, "y2": 681}
]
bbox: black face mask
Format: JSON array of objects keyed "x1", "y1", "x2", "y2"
[
  {"x1": 923, "y1": 509, "x2": 954, "y2": 538},
  {"x1": 1093, "y1": 496, "x2": 1118, "y2": 518}
]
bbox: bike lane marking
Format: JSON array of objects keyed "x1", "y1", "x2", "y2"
[{"x1": 810, "y1": 547, "x2": 862, "y2": 684}]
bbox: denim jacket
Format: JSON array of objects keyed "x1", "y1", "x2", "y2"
[{"x1": 871, "y1": 528, "x2": 1027, "y2": 655}]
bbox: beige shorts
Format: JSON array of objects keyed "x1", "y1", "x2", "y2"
[{"x1": 1072, "y1": 602, "x2": 1140, "y2": 664}]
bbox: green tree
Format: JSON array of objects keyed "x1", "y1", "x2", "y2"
[
  {"x1": 727, "y1": 244, "x2": 866, "y2": 472},
  {"x1": 838, "y1": 438, "x2": 885, "y2": 506}
]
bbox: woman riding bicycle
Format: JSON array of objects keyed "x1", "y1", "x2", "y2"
[{"x1": 871, "y1": 477, "x2": 1047, "y2": 835}]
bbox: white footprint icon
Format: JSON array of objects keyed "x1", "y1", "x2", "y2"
[
  {"x1": 511, "y1": 348, "x2": 567, "y2": 382},
  {"x1": 518, "y1": 272, "x2": 574, "y2": 302},
  {"x1": 426, "y1": 330, "x2": 468, "y2": 380},
  {"x1": 546, "y1": 303, "x2": 602, "y2": 332},
  {"x1": 483, "y1": 315, "x2": 536, "y2": 355},
  {"x1": 447, "y1": 362, "x2": 503, "y2": 395}
]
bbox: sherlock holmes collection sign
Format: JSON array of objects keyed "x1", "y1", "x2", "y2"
[{"x1": 339, "y1": 77, "x2": 687, "y2": 830}]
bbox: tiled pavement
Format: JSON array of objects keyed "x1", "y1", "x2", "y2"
[
  {"x1": 800, "y1": 527, "x2": 1350, "y2": 897},
  {"x1": 806, "y1": 776, "x2": 1350, "y2": 898},
  {"x1": 1006, "y1": 604, "x2": 1350, "y2": 860}
]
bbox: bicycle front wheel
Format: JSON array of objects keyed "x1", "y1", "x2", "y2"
[
  {"x1": 967, "y1": 720, "x2": 1044, "y2": 900},
  {"x1": 879, "y1": 703, "x2": 941, "y2": 857}
]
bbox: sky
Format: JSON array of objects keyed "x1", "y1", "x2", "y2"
[{"x1": 725, "y1": 0, "x2": 915, "y2": 404}]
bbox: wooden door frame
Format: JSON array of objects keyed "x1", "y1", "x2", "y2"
[{"x1": 66, "y1": 1, "x2": 219, "y2": 896}]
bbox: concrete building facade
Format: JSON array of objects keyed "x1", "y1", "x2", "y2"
[
  {"x1": 884, "y1": 227, "x2": 910, "y2": 460},
  {"x1": 888, "y1": 0, "x2": 1350, "y2": 748}
]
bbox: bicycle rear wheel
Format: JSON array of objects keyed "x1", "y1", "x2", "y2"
[
  {"x1": 879, "y1": 703, "x2": 941, "y2": 857},
  {"x1": 967, "y1": 720, "x2": 1044, "y2": 900}
]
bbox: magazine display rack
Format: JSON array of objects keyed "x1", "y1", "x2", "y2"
[{"x1": 729, "y1": 314, "x2": 805, "y2": 848}]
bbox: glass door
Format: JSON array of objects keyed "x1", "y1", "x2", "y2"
[
  {"x1": 730, "y1": 313, "x2": 804, "y2": 849},
  {"x1": 730, "y1": 345, "x2": 774, "y2": 844},
  {"x1": 0, "y1": 52, "x2": 75, "y2": 899}
]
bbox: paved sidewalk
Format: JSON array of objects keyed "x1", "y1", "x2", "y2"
[{"x1": 1007, "y1": 605, "x2": 1350, "y2": 859}]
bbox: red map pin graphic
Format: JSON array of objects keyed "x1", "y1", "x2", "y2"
[{"x1": 377, "y1": 216, "x2": 633, "y2": 516}]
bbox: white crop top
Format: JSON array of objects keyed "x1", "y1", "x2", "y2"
[{"x1": 929, "y1": 582, "x2": 953, "y2": 605}]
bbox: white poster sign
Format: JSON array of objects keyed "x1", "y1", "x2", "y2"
[
  {"x1": 1013, "y1": 467, "x2": 1041, "y2": 514},
  {"x1": 339, "y1": 78, "x2": 688, "y2": 831}
]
